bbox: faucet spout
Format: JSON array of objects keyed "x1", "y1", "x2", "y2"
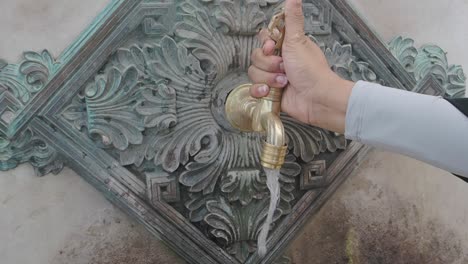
[
  {"x1": 257, "y1": 87, "x2": 287, "y2": 169},
  {"x1": 260, "y1": 112, "x2": 287, "y2": 170},
  {"x1": 225, "y1": 86, "x2": 287, "y2": 170},
  {"x1": 263, "y1": 113, "x2": 285, "y2": 147}
]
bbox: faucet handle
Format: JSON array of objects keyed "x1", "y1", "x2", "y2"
[
  {"x1": 267, "y1": 9, "x2": 286, "y2": 55},
  {"x1": 266, "y1": 9, "x2": 286, "y2": 114}
]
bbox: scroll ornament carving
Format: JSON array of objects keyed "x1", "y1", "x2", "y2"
[
  {"x1": 0, "y1": 50, "x2": 60, "y2": 105},
  {"x1": 0, "y1": 50, "x2": 62, "y2": 175},
  {"x1": 389, "y1": 36, "x2": 466, "y2": 98},
  {"x1": 0, "y1": 128, "x2": 63, "y2": 176},
  {"x1": 325, "y1": 42, "x2": 381, "y2": 83},
  {"x1": 0, "y1": 50, "x2": 60, "y2": 135}
]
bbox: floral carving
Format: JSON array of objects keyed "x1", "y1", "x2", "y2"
[
  {"x1": 388, "y1": 36, "x2": 418, "y2": 71},
  {"x1": 0, "y1": 50, "x2": 60, "y2": 135},
  {"x1": 324, "y1": 41, "x2": 382, "y2": 83},
  {"x1": 220, "y1": 169, "x2": 266, "y2": 206},
  {"x1": 205, "y1": 197, "x2": 281, "y2": 262},
  {"x1": 84, "y1": 67, "x2": 143, "y2": 150},
  {"x1": 63, "y1": 64, "x2": 178, "y2": 151},
  {"x1": 197, "y1": 0, "x2": 281, "y2": 36},
  {"x1": 389, "y1": 36, "x2": 466, "y2": 98},
  {"x1": 64, "y1": 67, "x2": 143, "y2": 150},
  {"x1": 19, "y1": 51, "x2": 60, "y2": 93},
  {"x1": 414, "y1": 46, "x2": 466, "y2": 98},
  {"x1": 0, "y1": 128, "x2": 63, "y2": 176},
  {"x1": 283, "y1": 115, "x2": 346, "y2": 163},
  {"x1": 219, "y1": 157, "x2": 301, "y2": 208},
  {"x1": 215, "y1": 0, "x2": 266, "y2": 35},
  {"x1": 0, "y1": 50, "x2": 59, "y2": 104},
  {"x1": 137, "y1": 83, "x2": 177, "y2": 129}
]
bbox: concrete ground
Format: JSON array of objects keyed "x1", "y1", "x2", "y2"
[{"x1": 1, "y1": 0, "x2": 468, "y2": 263}]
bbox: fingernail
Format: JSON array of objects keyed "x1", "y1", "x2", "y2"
[
  {"x1": 259, "y1": 85, "x2": 269, "y2": 95},
  {"x1": 276, "y1": 75, "x2": 288, "y2": 86},
  {"x1": 279, "y1": 62, "x2": 285, "y2": 72}
]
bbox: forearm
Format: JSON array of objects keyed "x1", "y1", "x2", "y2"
[
  {"x1": 310, "y1": 73, "x2": 354, "y2": 133},
  {"x1": 344, "y1": 81, "x2": 468, "y2": 177}
]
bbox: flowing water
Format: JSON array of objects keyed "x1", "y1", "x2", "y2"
[{"x1": 257, "y1": 168, "x2": 281, "y2": 257}]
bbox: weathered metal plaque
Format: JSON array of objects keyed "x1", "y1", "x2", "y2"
[{"x1": 1, "y1": 0, "x2": 464, "y2": 263}]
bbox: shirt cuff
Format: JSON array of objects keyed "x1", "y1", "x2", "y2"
[{"x1": 344, "y1": 80, "x2": 369, "y2": 142}]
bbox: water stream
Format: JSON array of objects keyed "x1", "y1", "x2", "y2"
[{"x1": 257, "y1": 168, "x2": 281, "y2": 257}]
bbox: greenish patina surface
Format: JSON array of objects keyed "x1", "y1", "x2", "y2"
[{"x1": 389, "y1": 36, "x2": 466, "y2": 98}]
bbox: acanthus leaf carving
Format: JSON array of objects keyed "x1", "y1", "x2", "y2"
[
  {"x1": 19, "y1": 50, "x2": 60, "y2": 93},
  {"x1": 115, "y1": 45, "x2": 148, "y2": 77},
  {"x1": 193, "y1": 0, "x2": 281, "y2": 36},
  {"x1": 220, "y1": 169, "x2": 266, "y2": 206},
  {"x1": 185, "y1": 192, "x2": 217, "y2": 222},
  {"x1": 0, "y1": 50, "x2": 59, "y2": 104},
  {"x1": 214, "y1": 0, "x2": 266, "y2": 35},
  {"x1": 64, "y1": 66, "x2": 144, "y2": 150},
  {"x1": 186, "y1": 154, "x2": 300, "y2": 225},
  {"x1": 136, "y1": 83, "x2": 177, "y2": 129},
  {"x1": 219, "y1": 156, "x2": 301, "y2": 210},
  {"x1": 63, "y1": 59, "x2": 179, "y2": 152},
  {"x1": 283, "y1": 115, "x2": 346, "y2": 163},
  {"x1": 277, "y1": 155, "x2": 302, "y2": 214},
  {"x1": 388, "y1": 36, "x2": 418, "y2": 71},
  {"x1": 389, "y1": 36, "x2": 466, "y2": 98},
  {"x1": 205, "y1": 197, "x2": 281, "y2": 263},
  {"x1": 323, "y1": 41, "x2": 383, "y2": 84},
  {"x1": 0, "y1": 128, "x2": 63, "y2": 176},
  {"x1": 0, "y1": 50, "x2": 60, "y2": 136},
  {"x1": 414, "y1": 45, "x2": 466, "y2": 98}
]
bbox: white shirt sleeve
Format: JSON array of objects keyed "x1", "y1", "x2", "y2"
[{"x1": 345, "y1": 81, "x2": 468, "y2": 177}]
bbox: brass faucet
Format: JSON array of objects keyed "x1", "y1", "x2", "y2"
[{"x1": 225, "y1": 10, "x2": 287, "y2": 170}]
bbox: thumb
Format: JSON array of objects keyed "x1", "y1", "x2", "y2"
[{"x1": 284, "y1": 0, "x2": 305, "y2": 41}]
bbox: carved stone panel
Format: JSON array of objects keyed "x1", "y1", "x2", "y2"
[{"x1": 0, "y1": 1, "x2": 465, "y2": 263}]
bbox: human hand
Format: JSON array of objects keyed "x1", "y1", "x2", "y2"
[{"x1": 248, "y1": 0, "x2": 354, "y2": 133}]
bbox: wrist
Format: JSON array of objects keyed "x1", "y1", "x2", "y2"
[{"x1": 308, "y1": 71, "x2": 354, "y2": 133}]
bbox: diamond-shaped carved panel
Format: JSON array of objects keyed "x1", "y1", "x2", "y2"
[{"x1": 58, "y1": 2, "x2": 348, "y2": 262}]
